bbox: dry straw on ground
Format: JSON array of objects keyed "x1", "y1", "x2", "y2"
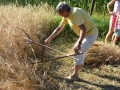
[{"x1": 85, "y1": 41, "x2": 120, "y2": 65}]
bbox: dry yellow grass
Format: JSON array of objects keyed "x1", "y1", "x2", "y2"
[
  {"x1": 85, "y1": 41, "x2": 120, "y2": 65},
  {"x1": 0, "y1": 4, "x2": 55, "y2": 90}
]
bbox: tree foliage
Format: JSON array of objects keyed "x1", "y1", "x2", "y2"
[{"x1": 0, "y1": 0, "x2": 110, "y2": 14}]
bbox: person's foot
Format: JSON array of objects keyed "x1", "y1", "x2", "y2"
[{"x1": 64, "y1": 75, "x2": 80, "y2": 82}]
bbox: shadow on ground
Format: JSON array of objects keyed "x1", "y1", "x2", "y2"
[{"x1": 51, "y1": 75, "x2": 120, "y2": 90}]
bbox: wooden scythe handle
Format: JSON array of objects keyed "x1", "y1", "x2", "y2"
[
  {"x1": 41, "y1": 46, "x2": 45, "y2": 62},
  {"x1": 31, "y1": 52, "x2": 83, "y2": 64}
]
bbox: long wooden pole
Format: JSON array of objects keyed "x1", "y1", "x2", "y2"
[
  {"x1": 31, "y1": 52, "x2": 83, "y2": 64},
  {"x1": 41, "y1": 46, "x2": 45, "y2": 62},
  {"x1": 13, "y1": 27, "x2": 80, "y2": 60}
]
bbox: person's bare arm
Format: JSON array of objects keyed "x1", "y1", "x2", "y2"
[
  {"x1": 107, "y1": 0, "x2": 115, "y2": 14},
  {"x1": 78, "y1": 24, "x2": 86, "y2": 44},
  {"x1": 44, "y1": 25, "x2": 64, "y2": 44},
  {"x1": 74, "y1": 24, "x2": 86, "y2": 53}
]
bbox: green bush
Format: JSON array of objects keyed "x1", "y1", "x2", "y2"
[
  {"x1": 92, "y1": 14, "x2": 110, "y2": 39},
  {"x1": 49, "y1": 14, "x2": 110, "y2": 40},
  {"x1": 49, "y1": 16, "x2": 78, "y2": 42}
]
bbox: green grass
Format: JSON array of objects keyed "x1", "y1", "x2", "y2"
[
  {"x1": 50, "y1": 13, "x2": 110, "y2": 41},
  {"x1": 92, "y1": 14, "x2": 110, "y2": 40}
]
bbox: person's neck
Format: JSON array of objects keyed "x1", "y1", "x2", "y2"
[{"x1": 67, "y1": 12, "x2": 70, "y2": 17}]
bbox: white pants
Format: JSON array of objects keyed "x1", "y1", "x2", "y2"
[{"x1": 74, "y1": 32, "x2": 98, "y2": 65}]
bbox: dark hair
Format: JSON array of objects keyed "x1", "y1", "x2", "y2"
[{"x1": 56, "y1": 1, "x2": 71, "y2": 13}]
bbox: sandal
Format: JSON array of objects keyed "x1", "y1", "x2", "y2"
[{"x1": 64, "y1": 75, "x2": 80, "y2": 82}]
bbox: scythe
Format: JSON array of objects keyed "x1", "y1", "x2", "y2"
[{"x1": 12, "y1": 27, "x2": 83, "y2": 64}]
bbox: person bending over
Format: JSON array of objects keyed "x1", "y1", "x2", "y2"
[{"x1": 44, "y1": 1, "x2": 98, "y2": 81}]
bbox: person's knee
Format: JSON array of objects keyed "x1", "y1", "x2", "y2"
[
  {"x1": 74, "y1": 53, "x2": 86, "y2": 65},
  {"x1": 74, "y1": 60, "x2": 84, "y2": 65},
  {"x1": 107, "y1": 31, "x2": 113, "y2": 35},
  {"x1": 109, "y1": 26, "x2": 114, "y2": 32}
]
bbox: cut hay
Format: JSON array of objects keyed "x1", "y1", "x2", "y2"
[
  {"x1": 0, "y1": 4, "x2": 56, "y2": 90},
  {"x1": 85, "y1": 41, "x2": 120, "y2": 65}
]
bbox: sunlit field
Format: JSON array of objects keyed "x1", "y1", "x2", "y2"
[{"x1": 0, "y1": 4, "x2": 120, "y2": 90}]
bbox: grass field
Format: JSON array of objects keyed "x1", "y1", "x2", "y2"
[{"x1": 0, "y1": 4, "x2": 120, "y2": 90}]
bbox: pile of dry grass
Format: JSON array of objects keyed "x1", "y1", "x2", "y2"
[
  {"x1": 85, "y1": 41, "x2": 120, "y2": 65},
  {"x1": 0, "y1": 4, "x2": 56, "y2": 90}
]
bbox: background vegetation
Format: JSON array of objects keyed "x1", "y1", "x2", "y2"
[{"x1": 0, "y1": 0, "x2": 109, "y2": 14}]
